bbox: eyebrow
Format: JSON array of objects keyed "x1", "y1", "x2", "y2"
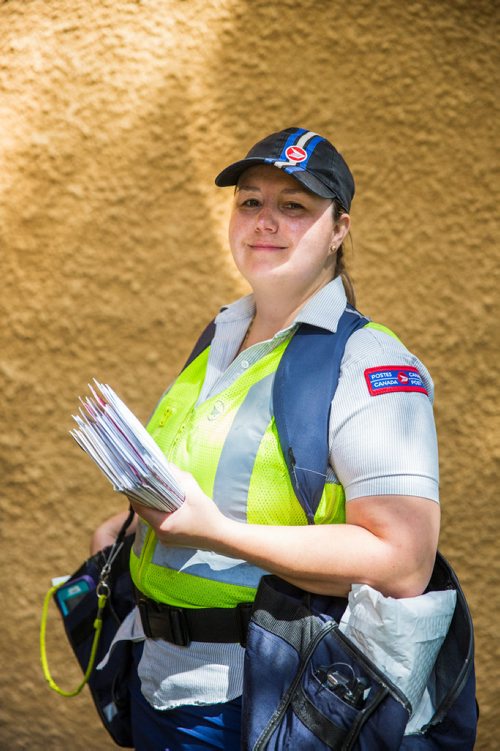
[{"x1": 236, "y1": 185, "x2": 308, "y2": 195}]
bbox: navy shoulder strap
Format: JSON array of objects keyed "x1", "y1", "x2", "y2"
[
  {"x1": 182, "y1": 306, "x2": 369, "y2": 523},
  {"x1": 273, "y1": 306, "x2": 369, "y2": 523},
  {"x1": 182, "y1": 319, "x2": 216, "y2": 370}
]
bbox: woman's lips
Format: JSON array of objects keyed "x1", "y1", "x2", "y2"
[{"x1": 248, "y1": 243, "x2": 286, "y2": 251}]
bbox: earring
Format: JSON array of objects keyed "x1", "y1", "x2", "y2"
[{"x1": 329, "y1": 244, "x2": 337, "y2": 254}]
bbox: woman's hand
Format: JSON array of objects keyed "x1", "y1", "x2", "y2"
[
  {"x1": 90, "y1": 509, "x2": 138, "y2": 555},
  {"x1": 130, "y1": 466, "x2": 228, "y2": 550}
]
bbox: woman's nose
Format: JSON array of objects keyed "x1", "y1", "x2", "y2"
[{"x1": 255, "y1": 205, "x2": 278, "y2": 232}]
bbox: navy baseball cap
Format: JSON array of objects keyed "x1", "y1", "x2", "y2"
[{"x1": 215, "y1": 127, "x2": 355, "y2": 211}]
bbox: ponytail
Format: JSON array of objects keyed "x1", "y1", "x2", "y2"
[
  {"x1": 334, "y1": 245, "x2": 356, "y2": 307},
  {"x1": 332, "y1": 200, "x2": 356, "y2": 308}
]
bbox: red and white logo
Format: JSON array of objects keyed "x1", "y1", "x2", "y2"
[
  {"x1": 285, "y1": 145, "x2": 307, "y2": 163},
  {"x1": 397, "y1": 372, "x2": 409, "y2": 384}
]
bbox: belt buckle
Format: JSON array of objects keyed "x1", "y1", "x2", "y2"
[
  {"x1": 167, "y1": 607, "x2": 191, "y2": 647},
  {"x1": 137, "y1": 597, "x2": 191, "y2": 646}
]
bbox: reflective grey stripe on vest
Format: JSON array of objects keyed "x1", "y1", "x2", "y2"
[
  {"x1": 150, "y1": 547, "x2": 266, "y2": 589},
  {"x1": 150, "y1": 373, "x2": 275, "y2": 589},
  {"x1": 212, "y1": 372, "x2": 274, "y2": 521}
]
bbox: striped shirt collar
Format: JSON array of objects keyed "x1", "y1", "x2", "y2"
[{"x1": 215, "y1": 276, "x2": 347, "y2": 334}]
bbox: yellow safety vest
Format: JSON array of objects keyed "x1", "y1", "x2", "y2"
[{"x1": 130, "y1": 335, "x2": 346, "y2": 609}]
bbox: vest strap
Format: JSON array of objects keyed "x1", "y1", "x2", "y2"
[{"x1": 135, "y1": 589, "x2": 253, "y2": 647}]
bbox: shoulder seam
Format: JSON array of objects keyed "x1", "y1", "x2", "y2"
[{"x1": 341, "y1": 326, "x2": 419, "y2": 372}]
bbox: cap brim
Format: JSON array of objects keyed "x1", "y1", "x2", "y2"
[
  {"x1": 214, "y1": 158, "x2": 273, "y2": 186},
  {"x1": 215, "y1": 158, "x2": 336, "y2": 200}
]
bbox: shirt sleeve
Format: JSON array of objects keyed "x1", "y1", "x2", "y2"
[{"x1": 328, "y1": 327, "x2": 440, "y2": 502}]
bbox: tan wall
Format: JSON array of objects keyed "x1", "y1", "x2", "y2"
[{"x1": 1, "y1": 1, "x2": 498, "y2": 748}]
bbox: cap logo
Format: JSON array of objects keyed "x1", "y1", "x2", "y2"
[{"x1": 284, "y1": 145, "x2": 307, "y2": 163}]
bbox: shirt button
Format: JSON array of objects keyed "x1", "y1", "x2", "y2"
[{"x1": 241, "y1": 359, "x2": 249, "y2": 370}]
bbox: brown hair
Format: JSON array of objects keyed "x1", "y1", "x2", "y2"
[{"x1": 332, "y1": 200, "x2": 356, "y2": 307}]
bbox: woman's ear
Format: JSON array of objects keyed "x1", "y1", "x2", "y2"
[{"x1": 330, "y1": 212, "x2": 351, "y2": 249}]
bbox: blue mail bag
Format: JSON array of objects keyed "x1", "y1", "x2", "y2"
[
  {"x1": 242, "y1": 576, "x2": 410, "y2": 751},
  {"x1": 242, "y1": 551, "x2": 476, "y2": 751}
]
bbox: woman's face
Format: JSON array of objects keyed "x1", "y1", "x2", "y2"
[{"x1": 228, "y1": 165, "x2": 348, "y2": 298}]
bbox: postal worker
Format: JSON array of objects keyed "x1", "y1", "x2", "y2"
[{"x1": 92, "y1": 127, "x2": 440, "y2": 750}]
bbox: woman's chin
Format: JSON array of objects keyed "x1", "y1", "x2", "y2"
[{"x1": 237, "y1": 259, "x2": 287, "y2": 283}]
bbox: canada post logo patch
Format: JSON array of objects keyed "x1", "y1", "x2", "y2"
[
  {"x1": 285, "y1": 145, "x2": 307, "y2": 163},
  {"x1": 364, "y1": 366, "x2": 428, "y2": 396}
]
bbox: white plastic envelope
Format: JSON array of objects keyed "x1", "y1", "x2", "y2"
[{"x1": 339, "y1": 584, "x2": 457, "y2": 733}]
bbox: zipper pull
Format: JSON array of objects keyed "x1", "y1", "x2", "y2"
[
  {"x1": 288, "y1": 447, "x2": 299, "y2": 488},
  {"x1": 288, "y1": 447, "x2": 315, "y2": 524}
]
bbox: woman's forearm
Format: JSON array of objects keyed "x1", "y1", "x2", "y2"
[
  {"x1": 213, "y1": 516, "x2": 387, "y2": 597},
  {"x1": 210, "y1": 501, "x2": 438, "y2": 598}
]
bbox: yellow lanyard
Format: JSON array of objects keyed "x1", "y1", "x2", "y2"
[
  {"x1": 40, "y1": 509, "x2": 134, "y2": 697},
  {"x1": 39, "y1": 580, "x2": 109, "y2": 697}
]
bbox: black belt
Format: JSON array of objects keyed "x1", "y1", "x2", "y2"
[{"x1": 135, "y1": 589, "x2": 253, "y2": 647}]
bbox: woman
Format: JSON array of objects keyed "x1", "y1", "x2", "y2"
[{"x1": 93, "y1": 127, "x2": 440, "y2": 750}]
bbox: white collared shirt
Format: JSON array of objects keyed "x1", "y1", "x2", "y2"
[{"x1": 106, "y1": 277, "x2": 439, "y2": 710}]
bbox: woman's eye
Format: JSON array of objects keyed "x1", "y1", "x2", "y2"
[
  {"x1": 240, "y1": 198, "x2": 261, "y2": 208},
  {"x1": 283, "y1": 202, "x2": 304, "y2": 211}
]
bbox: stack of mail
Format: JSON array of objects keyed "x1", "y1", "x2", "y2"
[{"x1": 70, "y1": 380, "x2": 184, "y2": 512}]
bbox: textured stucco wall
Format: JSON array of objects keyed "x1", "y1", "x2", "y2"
[{"x1": 1, "y1": 1, "x2": 498, "y2": 748}]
